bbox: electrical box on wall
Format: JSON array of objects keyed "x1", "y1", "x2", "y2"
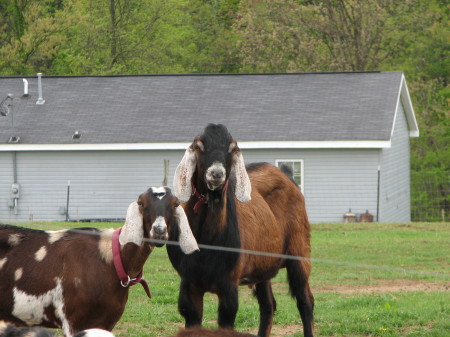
[{"x1": 11, "y1": 183, "x2": 20, "y2": 198}]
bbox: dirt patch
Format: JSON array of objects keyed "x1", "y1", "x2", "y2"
[{"x1": 313, "y1": 280, "x2": 449, "y2": 294}]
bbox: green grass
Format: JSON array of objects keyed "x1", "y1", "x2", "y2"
[{"x1": 18, "y1": 221, "x2": 450, "y2": 336}]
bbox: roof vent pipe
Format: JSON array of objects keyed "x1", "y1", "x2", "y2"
[
  {"x1": 22, "y1": 79, "x2": 29, "y2": 97},
  {"x1": 36, "y1": 73, "x2": 45, "y2": 105}
]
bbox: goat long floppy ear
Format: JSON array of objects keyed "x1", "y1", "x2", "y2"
[
  {"x1": 173, "y1": 144, "x2": 197, "y2": 202},
  {"x1": 230, "y1": 142, "x2": 251, "y2": 203},
  {"x1": 176, "y1": 205, "x2": 199, "y2": 254},
  {"x1": 119, "y1": 201, "x2": 144, "y2": 246}
]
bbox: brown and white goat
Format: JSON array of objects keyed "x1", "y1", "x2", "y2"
[
  {"x1": 0, "y1": 187, "x2": 197, "y2": 337},
  {"x1": 170, "y1": 124, "x2": 314, "y2": 337}
]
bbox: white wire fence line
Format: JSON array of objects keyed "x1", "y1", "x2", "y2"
[{"x1": 24, "y1": 226, "x2": 450, "y2": 281}]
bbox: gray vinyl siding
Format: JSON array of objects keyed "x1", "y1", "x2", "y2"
[
  {"x1": 1, "y1": 139, "x2": 408, "y2": 223},
  {"x1": 378, "y1": 103, "x2": 411, "y2": 222},
  {"x1": 1, "y1": 147, "x2": 380, "y2": 224},
  {"x1": 0, "y1": 150, "x2": 184, "y2": 222},
  {"x1": 241, "y1": 149, "x2": 380, "y2": 223}
]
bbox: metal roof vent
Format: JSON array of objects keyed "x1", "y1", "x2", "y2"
[
  {"x1": 72, "y1": 131, "x2": 81, "y2": 139},
  {"x1": 8, "y1": 136, "x2": 20, "y2": 143},
  {"x1": 22, "y1": 79, "x2": 29, "y2": 97},
  {"x1": 0, "y1": 94, "x2": 13, "y2": 116},
  {"x1": 36, "y1": 73, "x2": 45, "y2": 105}
]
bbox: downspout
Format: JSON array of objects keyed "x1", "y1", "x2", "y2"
[
  {"x1": 376, "y1": 165, "x2": 380, "y2": 222},
  {"x1": 13, "y1": 151, "x2": 17, "y2": 183},
  {"x1": 12, "y1": 152, "x2": 19, "y2": 215}
]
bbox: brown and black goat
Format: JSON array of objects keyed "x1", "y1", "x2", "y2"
[
  {"x1": 0, "y1": 187, "x2": 197, "y2": 337},
  {"x1": 170, "y1": 124, "x2": 314, "y2": 337}
]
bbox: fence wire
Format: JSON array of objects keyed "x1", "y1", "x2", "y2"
[
  {"x1": 411, "y1": 171, "x2": 449, "y2": 222},
  {"x1": 11, "y1": 225, "x2": 448, "y2": 280}
]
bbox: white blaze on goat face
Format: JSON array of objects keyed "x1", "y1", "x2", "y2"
[
  {"x1": 12, "y1": 278, "x2": 71, "y2": 337},
  {"x1": 205, "y1": 161, "x2": 226, "y2": 190},
  {"x1": 34, "y1": 246, "x2": 47, "y2": 262},
  {"x1": 14, "y1": 268, "x2": 23, "y2": 281},
  {"x1": 8, "y1": 234, "x2": 22, "y2": 246},
  {"x1": 151, "y1": 187, "x2": 167, "y2": 200}
]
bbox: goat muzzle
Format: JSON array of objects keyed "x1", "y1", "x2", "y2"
[{"x1": 150, "y1": 216, "x2": 169, "y2": 247}]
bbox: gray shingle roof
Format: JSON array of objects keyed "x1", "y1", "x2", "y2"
[{"x1": 0, "y1": 72, "x2": 411, "y2": 146}]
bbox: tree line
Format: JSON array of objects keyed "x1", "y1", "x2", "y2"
[{"x1": 0, "y1": 0, "x2": 448, "y2": 220}]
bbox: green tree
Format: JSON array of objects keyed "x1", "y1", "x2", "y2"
[
  {"x1": 392, "y1": 1, "x2": 450, "y2": 221},
  {"x1": 0, "y1": 0, "x2": 76, "y2": 75},
  {"x1": 51, "y1": 0, "x2": 233, "y2": 74},
  {"x1": 233, "y1": 0, "x2": 416, "y2": 72}
]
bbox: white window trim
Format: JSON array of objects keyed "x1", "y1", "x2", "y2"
[{"x1": 275, "y1": 159, "x2": 304, "y2": 193}]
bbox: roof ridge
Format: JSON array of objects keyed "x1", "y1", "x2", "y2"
[{"x1": 0, "y1": 70, "x2": 398, "y2": 79}]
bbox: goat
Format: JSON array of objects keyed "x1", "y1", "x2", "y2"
[
  {"x1": 0, "y1": 321, "x2": 54, "y2": 337},
  {"x1": 0, "y1": 322, "x2": 113, "y2": 337},
  {"x1": 170, "y1": 124, "x2": 314, "y2": 337},
  {"x1": 174, "y1": 328, "x2": 256, "y2": 336},
  {"x1": 73, "y1": 329, "x2": 115, "y2": 337},
  {"x1": 0, "y1": 187, "x2": 198, "y2": 337}
]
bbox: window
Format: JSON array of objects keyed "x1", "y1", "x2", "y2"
[{"x1": 275, "y1": 159, "x2": 304, "y2": 193}]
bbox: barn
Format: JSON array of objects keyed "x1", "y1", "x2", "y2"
[{"x1": 0, "y1": 72, "x2": 418, "y2": 223}]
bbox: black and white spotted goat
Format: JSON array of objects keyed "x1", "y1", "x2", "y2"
[{"x1": 0, "y1": 187, "x2": 198, "y2": 337}]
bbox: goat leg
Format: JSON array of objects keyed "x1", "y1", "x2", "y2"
[
  {"x1": 217, "y1": 283, "x2": 239, "y2": 329},
  {"x1": 286, "y1": 259, "x2": 315, "y2": 337},
  {"x1": 296, "y1": 284, "x2": 315, "y2": 337},
  {"x1": 254, "y1": 281, "x2": 276, "y2": 337},
  {"x1": 178, "y1": 280, "x2": 204, "y2": 328}
]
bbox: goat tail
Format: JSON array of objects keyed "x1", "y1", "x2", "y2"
[{"x1": 279, "y1": 164, "x2": 298, "y2": 187}]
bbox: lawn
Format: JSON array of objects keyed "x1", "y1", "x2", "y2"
[{"x1": 18, "y1": 221, "x2": 450, "y2": 336}]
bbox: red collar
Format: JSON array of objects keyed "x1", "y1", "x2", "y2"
[
  {"x1": 191, "y1": 183, "x2": 208, "y2": 213},
  {"x1": 112, "y1": 227, "x2": 151, "y2": 298},
  {"x1": 191, "y1": 179, "x2": 229, "y2": 213}
]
